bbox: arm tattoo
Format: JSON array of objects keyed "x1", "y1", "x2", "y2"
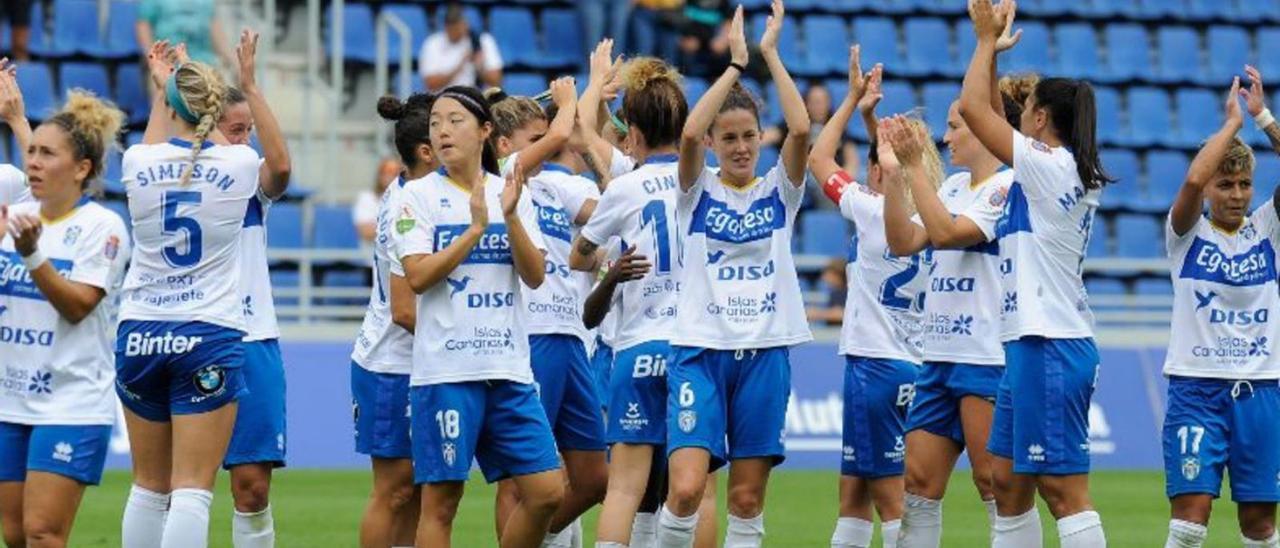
[
  {"x1": 575, "y1": 238, "x2": 599, "y2": 258},
  {"x1": 1265, "y1": 121, "x2": 1280, "y2": 157}
]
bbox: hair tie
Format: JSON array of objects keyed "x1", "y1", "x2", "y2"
[{"x1": 165, "y1": 67, "x2": 201, "y2": 125}]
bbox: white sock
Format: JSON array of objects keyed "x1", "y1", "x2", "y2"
[
  {"x1": 1164, "y1": 519, "x2": 1206, "y2": 548},
  {"x1": 123, "y1": 484, "x2": 170, "y2": 548},
  {"x1": 881, "y1": 519, "x2": 901, "y2": 548},
  {"x1": 544, "y1": 525, "x2": 575, "y2": 548},
  {"x1": 983, "y1": 499, "x2": 998, "y2": 542},
  {"x1": 725, "y1": 513, "x2": 765, "y2": 547},
  {"x1": 232, "y1": 505, "x2": 275, "y2": 548},
  {"x1": 162, "y1": 488, "x2": 214, "y2": 548},
  {"x1": 831, "y1": 517, "x2": 874, "y2": 548},
  {"x1": 632, "y1": 512, "x2": 657, "y2": 548},
  {"x1": 899, "y1": 493, "x2": 942, "y2": 548},
  {"x1": 595, "y1": 543, "x2": 627, "y2": 548},
  {"x1": 992, "y1": 508, "x2": 1042, "y2": 548},
  {"x1": 571, "y1": 517, "x2": 584, "y2": 548},
  {"x1": 1058, "y1": 510, "x2": 1105, "y2": 548},
  {"x1": 1243, "y1": 531, "x2": 1280, "y2": 547},
  {"x1": 656, "y1": 505, "x2": 698, "y2": 548}
]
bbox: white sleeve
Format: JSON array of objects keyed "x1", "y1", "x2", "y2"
[
  {"x1": 353, "y1": 192, "x2": 378, "y2": 225},
  {"x1": 419, "y1": 36, "x2": 438, "y2": 77},
  {"x1": 0, "y1": 165, "x2": 28, "y2": 205},
  {"x1": 69, "y1": 214, "x2": 130, "y2": 289},
  {"x1": 500, "y1": 151, "x2": 520, "y2": 178},
  {"x1": 558, "y1": 176, "x2": 601, "y2": 221},
  {"x1": 678, "y1": 167, "x2": 713, "y2": 210},
  {"x1": 481, "y1": 34, "x2": 504, "y2": 72},
  {"x1": 517, "y1": 192, "x2": 546, "y2": 252},
  {"x1": 838, "y1": 184, "x2": 881, "y2": 232},
  {"x1": 960, "y1": 182, "x2": 1008, "y2": 242},
  {"x1": 384, "y1": 193, "x2": 408, "y2": 276},
  {"x1": 1253, "y1": 196, "x2": 1280, "y2": 244},
  {"x1": 609, "y1": 148, "x2": 636, "y2": 178},
  {"x1": 398, "y1": 186, "x2": 437, "y2": 258},
  {"x1": 1165, "y1": 214, "x2": 1201, "y2": 258},
  {"x1": 1011, "y1": 129, "x2": 1075, "y2": 201},
  {"x1": 580, "y1": 182, "x2": 627, "y2": 246},
  {"x1": 770, "y1": 160, "x2": 805, "y2": 211}
]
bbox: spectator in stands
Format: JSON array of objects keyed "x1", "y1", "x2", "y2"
[
  {"x1": 765, "y1": 82, "x2": 859, "y2": 209},
  {"x1": 1, "y1": 1, "x2": 32, "y2": 60},
  {"x1": 630, "y1": 0, "x2": 681, "y2": 59},
  {"x1": 135, "y1": 0, "x2": 235, "y2": 68},
  {"x1": 418, "y1": 3, "x2": 503, "y2": 92},
  {"x1": 578, "y1": 0, "x2": 631, "y2": 61},
  {"x1": 806, "y1": 258, "x2": 847, "y2": 326},
  {"x1": 674, "y1": 0, "x2": 733, "y2": 78},
  {"x1": 353, "y1": 157, "x2": 400, "y2": 246}
]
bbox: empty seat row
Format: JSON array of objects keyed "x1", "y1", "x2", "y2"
[
  {"x1": 14, "y1": 62, "x2": 150, "y2": 123},
  {"x1": 9, "y1": 0, "x2": 140, "y2": 60}
]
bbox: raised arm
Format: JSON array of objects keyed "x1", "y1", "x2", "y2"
[
  {"x1": 1172, "y1": 78, "x2": 1244, "y2": 237},
  {"x1": 1244, "y1": 65, "x2": 1280, "y2": 158},
  {"x1": 237, "y1": 30, "x2": 292, "y2": 199},
  {"x1": 0, "y1": 61, "x2": 31, "y2": 166},
  {"x1": 809, "y1": 47, "x2": 875, "y2": 191},
  {"x1": 511, "y1": 77, "x2": 578, "y2": 177},
  {"x1": 991, "y1": 0, "x2": 1021, "y2": 119},
  {"x1": 882, "y1": 117, "x2": 932, "y2": 255},
  {"x1": 958, "y1": 0, "x2": 1015, "y2": 166},
  {"x1": 759, "y1": 0, "x2": 809, "y2": 184},
  {"x1": 680, "y1": 5, "x2": 749, "y2": 191},
  {"x1": 142, "y1": 41, "x2": 186, "y2": 144},
  {"x1": 576, "y1": 40, "x2": 621, "y2": 187}
]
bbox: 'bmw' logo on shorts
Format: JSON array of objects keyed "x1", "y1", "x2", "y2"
[
  {"x1": 678, "y1": 410, "x2": 697, "y2": 433},
  {"x1": 193, "y1": 366, "x2": 226, "y2": 396}
]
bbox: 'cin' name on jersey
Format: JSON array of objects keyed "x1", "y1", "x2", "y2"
[
  {"x1": 523, "y1": 163, "x2": 600, "y2": 342},
  {"x1": 1165, "y1": 204, "x2": 1280, "y2": 379},
  {"x1": 0, "y1": 199, "x2": 130, "y2": 425},
  {"x1": 352, "y1": 175, "x2": 415, "y2": 375},
  {"x1": 119, "y1": 138, "x2": 261, "y2": 331},
  {"x1": 919, "y1": 170, "x2": 1013, "y2": 366},
  {"x1": 398, "y1": 171, "x2": 546, "y2": 386},
  {"x1": 837, "y1": 177, "x2": 927, "y2": 362},
  {"x1": 674, "y1": 160, "x2": 812, "y2": 350}
]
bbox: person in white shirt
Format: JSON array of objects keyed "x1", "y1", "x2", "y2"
[
  {"x1": 114, "y1": 43, "x2": 262, "y2": 548},
  {"x1": 0, "y1": 60, "x2": 32, "y2": 207},
  {"x1": 0, "y1": 91, "x2": 129, "y2": 548},
  {"x1": 959, "y1": 1, "x2": 1112, "y2": 546},
  {"x1": 352, "y1": 91, "x2": 437, "y2": 548},
  {"x1": 397, "y1": 85, "x2": 562, "y2": 548},
  {"x1": 214, "y1": 29, "x2": 293, "y2": 548},
  {"x1": 419, "y1": 3, "x2": 503, "y2": 92},
  {"x1": 1160, "y1": 70, "x2": 1280, "y2": 548},
  {"x1": 656, "y1": 4, "x2": 810, "y2": 548},
  {"x1": 355, "y1": 158, "x2": 401, "y2": 247}
]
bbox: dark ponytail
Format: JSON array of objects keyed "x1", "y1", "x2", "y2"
[
  {"x1": 435, "y1": 85, "x2": 501, "y2": 176},
  {"x1": 1034, "y1": 78, "x2": 1113, "y2": 190},
  {"x1": 377, "y1": 93, "x2": 435, "y2": 171}
]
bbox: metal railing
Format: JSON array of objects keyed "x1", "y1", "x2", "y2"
[{"x1": 374, "y1": 11, "x2": 415, "y2": 157}]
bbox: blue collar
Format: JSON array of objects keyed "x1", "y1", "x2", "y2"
[
  {"x1": 644, "y1": 153, "x2": 679, "y2": 165},
  {"x1": 168, "y1": 137, "x2": 216, "y2": 150},
  {"x1": 542, "y1": 162, "x2": 573, "y2": 175},
  {"x1": 396, "y1": 174, "x2": 407, "y2": 188}
]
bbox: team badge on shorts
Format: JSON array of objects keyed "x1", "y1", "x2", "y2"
[
  {"x1": 193, "y1": 366, "x2": 226, "y2": 396},
  {"x1": 678, "y1": 410, "x2": 697, "y2": 433},
  {"x1": 1182, "y1": 456, "x2": 1201, "y2": 481},
  {"x1": 442, "y1": 442, "x2": 457, "y2": 466}
]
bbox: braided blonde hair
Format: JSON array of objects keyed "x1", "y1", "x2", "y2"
[{"x1": 171, "y1": 62, "x2": 227, "y2": 185}]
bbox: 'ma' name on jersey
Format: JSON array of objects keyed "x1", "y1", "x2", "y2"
[
  {"x1": 0, "y1": 201, "x2": 130, "y2": 425},
  {"x1": 352, "y1": 176, "x2": 415, "y2": 375},
  {"x1": 119, "y1": 139, "x2": 261, "y2": 331},
  {"x1": 1165, "y1": 205, "x2": 1280, "y2": 379},
  {"x1": 398, "y1": 171, "x2": 546, "y2": 386},
  {"x1": 523, "y1": 165, "x2": 599, "y2": 341},
  {"x1": 674, "y1": 161, "x2": 812, "y2": 349}
]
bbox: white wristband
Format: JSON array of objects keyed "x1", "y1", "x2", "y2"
[
  {"x1": 1255, "y1": 108, "x2": 1275, "y2": 130},
  {"x1": 21, "y1": 248, "x2": 46, "y2": 271}
]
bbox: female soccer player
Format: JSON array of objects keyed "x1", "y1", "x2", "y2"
[
  {"x1": 568, "y1": 52, "x2": 688, "y2": 547},
  {"x1": 959, "y1": 1, "x2": 1111, "y2": 545},
  {"x1": 658, "y1": 3, "x2": 811, "y2": 547},
  {"x1": 1160, "y1": 70, "x2": 1280, "y2": 548},
  {"x1": 398, "y1": 85, "x2": 563, "y2": 548},
  {"x1": 114, "y1": 42, "x2": 262, "y2": 548},
  {"x1": 0, "y1": 59, "x2": 32, "y2": 206},
  {"x1": 214, "y1": 29, "x2": 293, "y2": 548},
  {"x1": 0, "y1": 91, "x2": 129, "y2": 548},
  {"x1": 351, "y1": 91, "x2": 437, "y2": 548}
]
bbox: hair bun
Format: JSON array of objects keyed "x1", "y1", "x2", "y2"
[
  {"x1": 377, "y1": 96, "x2": 407, "y2": 121},
  {"x1": 622, "y1": 57, "x2": 682, "y2": 92}
]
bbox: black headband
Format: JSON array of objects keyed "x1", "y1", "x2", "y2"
[{"x1": 438, "y1": 90, "x2": 489, "y2": 124}]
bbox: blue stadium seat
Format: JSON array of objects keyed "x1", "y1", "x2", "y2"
[
  {"x1": 490, "y1": 8, "x2": 540, "y2": 68},
  {"x1": 1082, "y1": 0, "x2": 1123, "y2": 17},
  {"x1": 1260, "y1": 29, "x2": 1280, "y2": 88},
  {"x1": 903, "y1": 18, "x2": 951, "y2": 78},
  {"x1": 267, "y1": 203, "x2": 305, "y2": 249},
  {"x1": 126, "y1": 130, "x2": 144, "y2": 147},
  {"x1": 1144, "y1": 150, "x2": 1190, "y2": 209},
  {"x1": 1018, "y1": 0, "x2": 1069, "y2": 16},
  {"x1": 1134, "y1": 278, "x2": 1172, "y2": 295},
  {"x1": 756, "y1": 146, "x2": 779, "y2": 177},
  {"x1": 1234, "y1": 0, "x2": 1280, "y2": 23},
  {"x1": 103, "y1": 149, "x2": 122, "y2": 192},
  {"x1": 1205, "y1": 26, "x2": 1250, "y2": 84},
  {"x1": 1156, "y1": 27, "x2": 1202, "y2": 84},
  {"x1": 1098, "y1": 149, "x2": 1140, "y2": 209},
  {"x1": 800, "y1": 210, "x2": 849, "y2": 257},
  {"x1": 804, "y1": 16, "x2": 849, "y2": 75},
  {"x1": 269, "y1": 271, "x2": 300, "y2": 307},
  {"x1": 320, "y1": 270, "x2": 368, "y2": 305},
  {"x1": 1174, "y1": 89, "x2": 1221, "y2": 147},
  {"x1": 85, "y1": 0, "x2": 140, "y2": 59},
  {"x1": 1187, "y1": 0, "x2": 1237, "y2": 20},
  {"x1": 1125, "y1": 87, "x2": 1172, "y2": 147},
  {"x1": 16, "y1": 63, "x2": 57, "y2": 121},
  {"x1": 761, "y1": 80, "x2": 784, "y2": 128},
  {"x1": 1085, "y1": 277, "x2": 1126, "y2": 295},
  {"x1": 912, "y1": 0, "x2": 966, "y2": 15},
  {"x1": 59, "y1": 63, "x2": 111, "y2": 101},
  {"x1": 921, "y1": 82, "x2": 959, "y2": 140},
  {"x1": 380, "y1": 4, "x2": 430, "y2": 65},
  {"x1": 752, "y1": 15, "x2": 800, "y2": 68},
  {"x1": 954, "y1": 20, "x2": 976, "y2": 71},
  {"x1": 1114, "y1": 214, "x2": 1163, "y2": 257},
  {"x1": 853, "y1": 18, "x2": 900, "y2": 69},
  {"x1": 313, "y1": 205, "x2": 360, "y2": 250},
  {"x1": 328, "y1": 3, "x2": 377, "y2": 63},
  {"x1": 1086, "y1": 224, "x2": 1111, "y2": 258},
  {"x1": 37, "y1": 0, "x2": 99, "y2": 57},
  {"x1": 1094, "y1": 86, "x2": 1122, "y2": 145},
  {"x1": 115, "y1": 64, "x2": 150, "y2": 125},
  {"x1": 435, "y1": 6, "x2": 482, "y2": 31},
  {"x1": 502, "y1": 72, "x2": 546, "y2": 97},
  {"x1": 1103, "y1": 24, "x2": 1152, "y2": 82},
  {"x1": 542, "y1": 9, "x2": 583, "y2": 67},
  {"x1": 1131, "y1": 0, "x2": 1180, "y2": 19},
  {"x1": 1257, "y1": 156, "x2": 1280, "y2": 190},
  {"x1": 683, "y1": 77, "x2": 709, "y2": 107},
  {"x1": 1056, "y1": 23, "x2": 1100, "y2": 80},
  {"x1": 1006, "y1": 22, "x2": 1049, "y2": 73},
  {"x1": 879, "y1": 81, "x2": 917, "y2": 116}
]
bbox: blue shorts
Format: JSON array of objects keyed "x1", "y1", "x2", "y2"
[
  {"x1": 607, "y1": 340, "x2": 671, "y2": 445},
  {"x1": 530, "y1": 334, "x2": 606, "y2": 451},
  {"x1": 0, "y1": 422, "x2": 112, "y2": 485},
  {"x1": 841, "y1": 356, "x2": 918, "y2": 478},
  {"x1": 352, "y1": 362, "x2": 413, "y2": 459},
  {"x1": 224, "y1": 339, "x2": 287, "y2": 469},
  {"x1": 667, "y1": 346, "x2": 791, "y2": 472},
  {"x1": 114, "y1": 320, "x2": 247, "y2": 422},
  {"x1": 591, "y1": 338, "x2": 614, "y2": 413},
  {"x1": 988, "y1": 336, "x2": 1099, "y2": 475},
  {"x1": 1163, "y1": 376, "x2": 1280, "y2": 502},
  {"x1": 409, "y1": 380, "x2": 561, "y2": 484},
  {"x1": 906, "y1": 362, "x2": 1003, "y2": 445}
]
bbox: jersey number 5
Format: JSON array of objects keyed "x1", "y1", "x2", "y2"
[{"x1": 162, "y1": 190, "x2": 204, "y2": 268}]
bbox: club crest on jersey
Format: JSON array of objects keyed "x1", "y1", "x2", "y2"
[
  {"x1": 193, "y1": 365, "x2": 226, "y2": 396},
  {"x1": 63, "y1": 226, "x2": 81, "y2": 246},
  {"x1": 1029, "y1": 138, "x2": 1051, "y2": 153},
  {"x1": 988, "y1": 187, "x2": 1007, "y2": 208}
]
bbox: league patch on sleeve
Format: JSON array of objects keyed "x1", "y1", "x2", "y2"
[{"x1": 396, "y1": 205, "x2": 416, "y2": 235}]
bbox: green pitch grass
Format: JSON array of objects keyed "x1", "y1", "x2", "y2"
[{"x1": 64, "y1": 470, "x2": 1238, "y2": 546}]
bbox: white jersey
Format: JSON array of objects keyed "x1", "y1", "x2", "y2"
[
  {"x1": 398, "y1": 171, "x2": 546, "y2": 386},
  {"x1": 579, "y1": 154, "x2": 682, "y2": 351},
  {"x1": 240, "y1": 187, "x2": 280, "y2": 341},
  {"x1": 838, "y1": 181, "x2": 927, "y2": 362},
  {"x1": 524, "y1": 163, "x2": 600, "y2": 340},
  {"x1": 1164, "y1": 205, "x2": 1280, "y2": 379},
  {"x1": 0, "y1": 164, "x2": 29, "y2": 205},
  {"x1": 352, "y1": 176, "x2": 414, "y2": 374},
  {"x1": 983, "y1": 132, "x2": 1098, "y2": 341},
  {"x1": 0, "y1": 200, "x2": 129, "y2": 425},
  {"x1": 119, "y1": 139, "x2": 260, "y2": 330},
  {"x1": 918, "y1": 170, "x2": 1013, "y2": 366},
  {"x1": 674, "y1": 162, "x2": 812, "y2": 349}
]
